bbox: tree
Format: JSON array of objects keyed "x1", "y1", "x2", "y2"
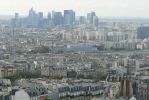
[
  {"x1": 77, "y1": 74, "x2": 85, "y2": 79},
  {"x1": 45, "y1": 97, "x2": 51, "y2": 100},
  {"x1": 56, "y1": 49, "x2": 64, "y2": 54},
  {"x1": 86, "y1": 75, "x2": 95, "y2": 79},
  {"x1": 39, "y1": 45, "x2": 49, "y2": 53},
  {"x1": 96, "y1": 71, "x2": 107, "y2": 80},
  {"x1": 91, "y1": 61, "x2": 101, "y2": 69},
  {"x1": 67, "y1": 71, "x2": 77, "y2": 78}
]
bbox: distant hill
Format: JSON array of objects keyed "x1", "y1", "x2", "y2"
[{"x1": 100, "y1": 16, "x2": 149, "y2": 23}]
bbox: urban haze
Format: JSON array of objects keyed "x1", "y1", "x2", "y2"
[{"x1": 0, "y1": 0, "x2": 149, "y2": 100}]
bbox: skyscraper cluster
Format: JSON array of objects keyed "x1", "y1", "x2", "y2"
[{"x1": 11, "y1": 8, "x2": 99, "y2": 28}]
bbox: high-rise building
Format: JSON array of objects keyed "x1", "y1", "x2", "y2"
[
  {"x1": 15, "y1": 13, "x2": 19, "y2": 19},
  {"x1": 93, "y1": 16, "x2": 99, "y2": 27},
  {"x1": 52, "y1": 11, "x2": 63, "y2": 26},
  {"x1": 87, "y1": 12, "x2": 96, "y2": 24},
  {"x1": 28, "y1": 8, "x2": 37, "y2": 18},
  {"x1": 64, "y1": 10, "x2": 75, "y2": 25},
  {"x1": 38, "y1": 12, "x2": 44, "y2": 27},
  {"x1": 47, "y1": 12, "x2": 51, "y2": 20},
  {"x1": 27, "y1": 8, "x2": 38, "y2": 27},
  {"x1": 11, "y1": 12, "x2": 20, "y2": 27},
  {"x1": 44, "y1": 12, "x2": 52, "y2": 27},
  {"x1": 79, "y1": 16, "x2": 86, "y2": 25},
  {"x1": 38, "y1": 12, "x2": 43, "y2": 19}
]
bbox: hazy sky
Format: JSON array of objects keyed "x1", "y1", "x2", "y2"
[{"x1": 0, "y1": 0, "x2": 149, "y2": 18}]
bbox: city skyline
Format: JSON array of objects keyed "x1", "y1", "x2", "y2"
[{"x1": 1, "y1": 0, "x2": 149, "y2": 18}]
